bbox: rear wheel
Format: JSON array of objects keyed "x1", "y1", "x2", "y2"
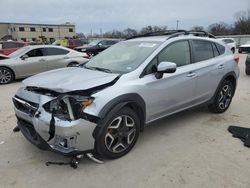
[
  {"x1": 0, "y1": 67, "x2": 14, "y2": 84},
  {"x1": 208, "y1": 80, "x2": 234, "y2": 113},
  {"x1": 95, "y1": 107, "x2": 140, "y2": 159}
]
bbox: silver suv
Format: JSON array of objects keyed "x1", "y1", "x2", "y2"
[{"x1": 13, "y1": 31, "x2": 239, "y2": 159}]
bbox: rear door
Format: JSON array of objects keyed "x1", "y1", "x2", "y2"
[
  {"x1": 190, "y1": 40, "x2": 226, "y2": 104},
  {"x1": 16, "y1": 48, "x2": 47, "y2": 77},
  {"x1": 44, "y1": 47, "x2": 70, "y2": 70},
  {"x1": 140, "y1": 40, "x2": 198, "y2": 122}
]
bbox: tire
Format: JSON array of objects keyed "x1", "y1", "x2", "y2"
[
  {"x1": 0, "y1": 67, "x2": 14, "y2": 84},
  {"x1": 231, "y1": 48, "x2": 235, "y2": 54},
  {"x1": 208, "y1": 80, "x2": 235, "y2": 113},
  {"x1": 246, "y1": 68, "x2": 250, "y2": 75},
  {"x1": 95, "y1": 107, "x2": 140, "y2": 159},
  {"x1": 67, "y1": 62, "x2": 79, "y2": 67}
]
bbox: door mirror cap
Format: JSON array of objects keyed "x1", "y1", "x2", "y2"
[
  {"x1": 21, "y1": 54, "x2": 28, "y2": 60},
  {"x1": 157, "y1": 62, "x2": 177, "y2": 73},
  {"x1": 155, "y1": 62, "x2": 177, "y2": 79}
]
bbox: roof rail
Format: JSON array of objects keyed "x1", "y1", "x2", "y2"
[
  {"x1": 126, "y1": 30, "x2": 189, "y2": 40},
  {"x1": 188, "y1": 30, "x2": 216, "y2": 38}
]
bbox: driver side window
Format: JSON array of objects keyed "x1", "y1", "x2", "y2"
[
  {"x1": 144, "y1": 40, "x2": 191, "y2": 75},
  {"x1": 26, "y1": 48, "x2": 44, "y2": 58}
]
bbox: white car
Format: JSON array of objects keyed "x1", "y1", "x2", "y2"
[
  {"x1": 0, "y1": 45, "x2": 89, "y2": 84},
  {"x1": 218, "y1": 38, "x2": 236, "y2": 53},
  {"x1": 238, "y1": 41, "x2": 250, "y2": 54}
]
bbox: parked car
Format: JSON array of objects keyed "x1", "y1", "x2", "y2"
[
  {"x1": 246, "y1": 54, "x2": 250, "y2": 75},
  {"x1": 0, "y1": 45, "x2": 88, "y2": 84},
  {"x1": 74, "y1": 39, "x2": 120, "y2": 57},
  {"x1": 218, "y1": 38, "x2": 236, "y2": 53},
  {"x1": 13, "y1": 30, "x2": 239, "y2": 159},
  {"x1": 238, "y1": 41, "x2": 250, "y2": 53},
  {"x1": 0, "y1": 41, "x2": 29, "y2": 55},
  {"x1": 53, "y1": 39, "x2": 84, "y2": 49}
]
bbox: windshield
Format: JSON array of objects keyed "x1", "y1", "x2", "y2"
[
  {"x1": 8, "y1": 47, "x2": 30, "y2": 58},
  {"x1": 88, "y1": 40, "x2": 101, "y2": 46},
  {"x1": 84, "y1": 41, "x2": 160, "y2": 73}
]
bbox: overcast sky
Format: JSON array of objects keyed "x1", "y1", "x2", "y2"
[{"x1": 0, "y1": 0, "x2": 249, "y2": 34}]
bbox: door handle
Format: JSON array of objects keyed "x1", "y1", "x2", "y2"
[
  {"x1": 187, "y1": 72, "x2": 196, "y2": 77},
  {"x1": 218, "y1": 64, "x2": 225, "y2": 69}
]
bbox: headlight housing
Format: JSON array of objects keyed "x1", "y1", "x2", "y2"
[{"x1": 43, "y1": 95, "x2": 94, "y2": 121}]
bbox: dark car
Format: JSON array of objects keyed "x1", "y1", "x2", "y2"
[
  {"x1": 246, "y1": 54, "x2": 250, "y2": 75},
  {"x1": 74, "y1": 39, "x2": 120, "y2": 57},
  {"x1": 0, "y1": 41, "x2": 29, "y2": 55}
]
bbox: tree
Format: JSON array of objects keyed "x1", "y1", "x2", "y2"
[
  {"x1": 233, "y1": 10, "x2": 250, "y2": 34},
  {"x1": 207, "y1": 22, "x2": 232, "y2": 35}
]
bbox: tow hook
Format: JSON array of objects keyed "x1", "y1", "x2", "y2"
[{"x1": 45, "y1": 153, "x2": 104, "y2": 169}]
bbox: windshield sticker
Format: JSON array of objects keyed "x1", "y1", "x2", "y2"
[{"x1": 139, "y1": 43, "x2": 157, "y2": 48}]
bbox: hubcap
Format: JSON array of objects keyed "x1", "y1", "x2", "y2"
[
  {"x1": 105, "y1": 115, "x2": 136, "y2": 153},
  {"x1": 218, "y1": 85, "x2": 232, "y2": 110},
  {"x1": 0, "y1": 69, "x2": 11, "y2": 84}
]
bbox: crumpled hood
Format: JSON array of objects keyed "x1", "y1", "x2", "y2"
[{"x1": 23, "y1": 67, "x2": 120, "y2": 92}]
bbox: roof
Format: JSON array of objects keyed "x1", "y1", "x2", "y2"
[{"x1": 0, "y1": 22, "x2": 75, "y2": 27}]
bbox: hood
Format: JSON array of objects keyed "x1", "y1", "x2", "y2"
[
  {"x1": 23, "y1": 67, "x2": 120, "y2": 92},
  {"x1": 240, "y1": 43, "x2": 250, "y2": 47}
]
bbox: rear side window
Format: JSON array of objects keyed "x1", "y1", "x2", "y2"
[
  {"x1": 45, "y1": 48, "x2": 69, "y2": 56},
  {"x1": 215, "y1": 43, "x2": 225, "y2": 55},
  {"x1": 158, "y1": 41, "x2": 191, "y2": 67},
  {"x1": 2, "y1": 42, "x2": 19, "y2": 49},
  {"x1": 192, "y1": 40, "x2": 214, "y2": 62}
]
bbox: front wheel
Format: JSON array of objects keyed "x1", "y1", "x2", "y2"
[
  {"x1": 208, "y1": 80, "x2": 235, "y2": 113},
  {"x1": 95, "y1": 107, "x2": 140, "y2": 159}
]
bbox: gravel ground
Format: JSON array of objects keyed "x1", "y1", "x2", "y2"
[{"x1": 0, "y1": 54, "x2": 250, "y2": 188}]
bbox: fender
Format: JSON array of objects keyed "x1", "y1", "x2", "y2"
[
  {"x1": 208, "y1": 71, "x2": 237, "y2": 104},
  {"x1": 93, "y1": 93, "x2": 146, "y2": 139}
]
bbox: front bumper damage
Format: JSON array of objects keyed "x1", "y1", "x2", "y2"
[{"x1": 13, "y1": 87, "x2": 98, "y2": 156}]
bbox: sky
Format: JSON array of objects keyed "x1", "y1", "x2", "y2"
[{"x1": 0, "y1": 0, "x2": 249, "y2": 34}]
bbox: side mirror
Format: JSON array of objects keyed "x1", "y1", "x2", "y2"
[
  {"x1": 98, "y1": 43, "x2": 103, "y2": 47},
  {"x1": 21, "y1": 54, "x2": 28, "y2": 60},
  {"x1": 155, "y1": 62, "x2": 177, "y2": 79}
]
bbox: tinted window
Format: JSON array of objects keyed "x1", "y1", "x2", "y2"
[
  {"x1": 26, "y1": 48, "x2": 44, "y2": 57},
  {"x1": 48, "y1": 28, "x2": 53, "y2": 32},
  {"x1": 192, "y1": 40, "x2": 214, "y2": 62},
  {"x1": 223, "y1": 39, "x2": 234, "y2": 44},
  {"x1": 215, "y1": 43, "x2": 225, "y2": 55},
  {"x1": 2, "y1": 42, "x2": 19, "y2": 49},
  {"x1": 45, "y1": 48, "x2": 69, "y2": 55},
  {"x1": 212, "y1": 43, "x2": 220, "y2": 57},
  {"x1": 158, "y1": 41, "x2": 191, "y2": 67},
  {"x1": 69, "y1": 28, "x2": 73, "y2": 32}
]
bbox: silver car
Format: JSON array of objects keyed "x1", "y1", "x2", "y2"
[
  {"x1": 13, "y1": 31, "x2": 239, "y2": 159},
  {"x1": 0, "y1": 45, "x2": 88, "y2": 84}
]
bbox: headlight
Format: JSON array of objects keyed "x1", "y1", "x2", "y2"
[{"x1": 43, "y1": 95, "x2": 94, "y2": 120}]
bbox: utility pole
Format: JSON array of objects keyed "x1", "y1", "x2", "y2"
[{"x1": 176, "y1": 20, "x2": 179, "y2": 30}]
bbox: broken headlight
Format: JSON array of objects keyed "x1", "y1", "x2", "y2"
[{"x1": 43, "y1": 95, "x2": 94, "y2": 121}]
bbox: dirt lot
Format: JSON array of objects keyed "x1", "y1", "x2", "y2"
[{"x1": 0, "y1": 54, "x2": 250, "y2": 188}]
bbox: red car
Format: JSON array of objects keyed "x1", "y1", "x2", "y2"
[{"x1": 0, "y1": 41, "x2": 29, "y2": 55}]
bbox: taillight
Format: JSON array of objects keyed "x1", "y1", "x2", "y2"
[{"x1": 234, "y1": 56, "x2": 239, "y2": 64}]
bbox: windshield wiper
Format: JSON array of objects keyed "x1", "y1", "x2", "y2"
[{"x1": 84, "y1": 66, "x2": 113, "y2": 73}]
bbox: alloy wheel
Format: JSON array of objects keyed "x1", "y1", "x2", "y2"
[
  {"x1": 0, "y1": 68, "x2": 12, "y2": 84},
  {"x1": 105, "y1": 115, "x2": 136, "y2": 153},
  {"x1": 218, "y1": 85, "x2": 232, "y2": 110}
]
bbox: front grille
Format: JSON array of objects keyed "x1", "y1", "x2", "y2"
[{"x1": 13, "y1": 96, "x2": 39, "y2": 117}]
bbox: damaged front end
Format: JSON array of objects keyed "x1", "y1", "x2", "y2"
[{"x1": 13, "y1": 78, "x2": 117, "y2": 156}]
